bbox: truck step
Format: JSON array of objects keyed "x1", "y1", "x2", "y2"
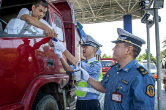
[
  {"x1": 66, "y1": 100, "x2": 76, "y2": 110},
  {"x1": 70, "y1": 88, "x2": 76, "y2": 97}
]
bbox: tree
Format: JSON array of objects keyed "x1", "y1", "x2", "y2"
[
  {"x1": 160, "y1": 49, "x2": 166, "y2": 62},
  {"x1": 160, "y1": 39, "x2": 166, "y2": 62},
  {"x1": 161, "y1": 49, "x2": 166, "y2": 56},
  {"x1": 162, "y1": 39, "x2": 166, "y2": 48},
  {"x1": 137, "y1": 54, "x2": 143, "y2": 62},
  {"x1": 101, "y1": 53, "x2": 107, "y2": 58},
  {"x1": 101, "y1": 53, "x2": 112, "y2": 58},
  {"x1": 137, "y1": 49, "x2": 157, "y2": 66}
]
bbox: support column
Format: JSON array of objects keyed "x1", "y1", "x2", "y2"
[
  {"x1": 154, "y1": 8, "x2": 162, "y2": 110},
  {"x1": 146, "y1": 23, "x2": 151, "y2": 71},
  {"x1": 123, "y1": 15, "x2": 132, "y2": 33}
]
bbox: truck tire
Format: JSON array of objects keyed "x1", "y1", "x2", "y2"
[{"x1": 31, "y1": 93, "x2": 59, "y2": 110}]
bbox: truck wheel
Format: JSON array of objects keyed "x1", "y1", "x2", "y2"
[{"x1": 31, "y1": 93, "x2": 59, "y2": 110}]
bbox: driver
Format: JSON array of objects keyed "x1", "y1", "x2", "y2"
[{"x1": 5, "y1": 0, "x2": 57, "y2": 37}]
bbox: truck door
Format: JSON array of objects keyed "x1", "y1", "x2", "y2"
[{"x1": 47, "y1": 5, "x2": 67, "y2": 74}]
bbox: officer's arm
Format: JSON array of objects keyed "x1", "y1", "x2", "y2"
[
  {"x1": 87, "y1": 76, "x2": 106, "y2": 93},
  {"x1": 63, "y1": 50, "x2": 78, "y2": 67},
  {"x1": 21, "y1": 14, "x2": 56, "y2": 38},
  {"x1": 60, "y1": 57, "x2": 73, "y2": 72}
]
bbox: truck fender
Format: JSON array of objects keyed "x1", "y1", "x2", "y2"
[{"x1": 21, "y1": 74, "x2": 69, "y2": 110}]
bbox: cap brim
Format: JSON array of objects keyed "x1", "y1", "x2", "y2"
[
  {"x1": 82, "y1": 44, "x2": 92, "y2": 46},
  {"x1": 111, "y1": 40, "x2": 124, "y2": 43}
]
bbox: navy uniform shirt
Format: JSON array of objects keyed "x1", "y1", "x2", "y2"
[
  {"x1": 101, "y1": 59, "x2": 155, "y2": 110},
  {"x1": 71, "y1": 57, "x2": 101, "y2": 100}
]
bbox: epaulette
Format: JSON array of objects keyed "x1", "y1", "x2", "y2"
[
  {"x1": 137, "y1": 66, "x2": 148, "y2": 76},
  {"x1": 110, "y1": 63, "x2": 117, "y2": 68}
]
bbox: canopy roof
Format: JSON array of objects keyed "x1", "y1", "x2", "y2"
[{"x1": 50, "y1": 0, "x2": 153, "y2": 24}]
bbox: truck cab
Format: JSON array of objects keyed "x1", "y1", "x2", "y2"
[
  {"x1": 100, "y1": 58, "x2": 116, "y2": 76},
  {"x1": 0, "y1": 0, "x2": 82, "y2": 109}
]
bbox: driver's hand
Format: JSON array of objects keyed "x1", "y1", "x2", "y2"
[{"x1": 44, "y1": 26, "x2": 57, "y2": 38}]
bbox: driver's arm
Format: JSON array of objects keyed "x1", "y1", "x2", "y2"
[
  {"x1": 21, "y1": 14, "x2": 50, "y2": 31},
  {"x1": 17, "y1": 8, "x2": 56, "y2": 38}
]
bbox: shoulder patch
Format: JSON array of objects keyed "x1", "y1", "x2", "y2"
[
  {"x1": 137, "y1": 66, "x2": 148, "y2": 76},
  {"x1": 146, "y1": 84, "x2": 155, "y2": 97},
  {"x1": 87, "y1": 61, "x2": 100, "y2": 68},
  {"x1": 90, "y1": 62, "x2": 95, "y2": 68}
]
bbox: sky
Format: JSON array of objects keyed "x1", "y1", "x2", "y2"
[{"x1": 82, "y1": 1, "x2": 166, "y2": 57}]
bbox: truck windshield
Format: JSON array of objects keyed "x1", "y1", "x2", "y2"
[
  {"x1": 101, "y1": 61, "x2": 114, "y2": 67},
  {"x1": 143, "y1": 63, "x2": 156, "y2": 69}
]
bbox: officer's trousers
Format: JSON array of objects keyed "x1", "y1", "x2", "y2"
[{"x1": 76, "y1": 99, "x2": 101, "y2": 110}]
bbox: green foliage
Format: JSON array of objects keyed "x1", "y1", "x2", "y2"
[
  {"x1": 101, "y1": 53, "x2": 112, "y2": 58},
  {"x1": 161, "y1": 49, "x2": 166, "y2": 59},
  {"x1": 160, "y1": 49, "x2": 166, "y2": 63},
  {"x1": 161, "y1": 49, "x2": 166, "y2": 55},
  {"x1": 160, "y1": 40, "x2": 166, "y2": 62},
  {"x1": 136, "y1": 54, "x2": 143, "y2": 62},
  {"x1": 162, "y1": 39, "x2": 166, "y2": 48},
  {"x1": 136, "y1": 49, "x2": 157, "y2": 66}
]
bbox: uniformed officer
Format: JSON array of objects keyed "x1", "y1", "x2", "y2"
[
  {"x1": 52, "y1": 35, "x2": 102, "y2": 110},
  {"x1": 79, "y1": 28, "x2": 155, "y2": 110}
]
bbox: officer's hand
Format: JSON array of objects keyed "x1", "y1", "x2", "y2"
[
  {"x1": 49, "y1": 39, "x2": 54, "y2": 47},
  {"x1": 80, "y1": 68, "x2": 89, "y2": 81},
  {"x1": 54, "y1": 49, "x2": 62, "y2": 58},
  {"x1": 53, "y1": 41, "x2": 66, "y2": 52}
]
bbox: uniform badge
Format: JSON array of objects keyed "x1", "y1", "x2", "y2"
[
  {"x1": 146, "y1": 84, "x2": 155, "y2": 97},
  {"x1": 90, "y1": 62, "x2": 95, "y2": 68},
  {"x1": 107, "y1": 74, "x2": 110, "y2": 77},
  {"x1": 122, "y1": 80, "x2": 128, "y2": 84}
]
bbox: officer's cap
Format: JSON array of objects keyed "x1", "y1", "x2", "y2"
[
  {"x1": 82, "y1": 35, "x2": 102, "y2": 49},
  {"x1": 112, "y1": 28, "x2": 146, "y2": 48}
]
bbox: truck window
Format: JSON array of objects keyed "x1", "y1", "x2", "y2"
[
  {"x1": 54, "y1": 13, "x2": 63, "y2": 41},
  {"x1": 101, "y1": 61, "x2": 114, "y2": 67},
  {"x1": 0, "y1": 1, "x2": 51, "y2": 37}
]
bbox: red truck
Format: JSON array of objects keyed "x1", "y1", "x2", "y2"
[
  {"x1": 0, "y1": 0, "x2": 84, "y2": 109},
  {"x1": 100, "y1": 58, "x2": 116, "y2": 76}
]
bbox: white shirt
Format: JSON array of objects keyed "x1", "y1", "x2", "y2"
[{"x1": 17, "y1": 8, "x2": 53, "y2": 30}]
